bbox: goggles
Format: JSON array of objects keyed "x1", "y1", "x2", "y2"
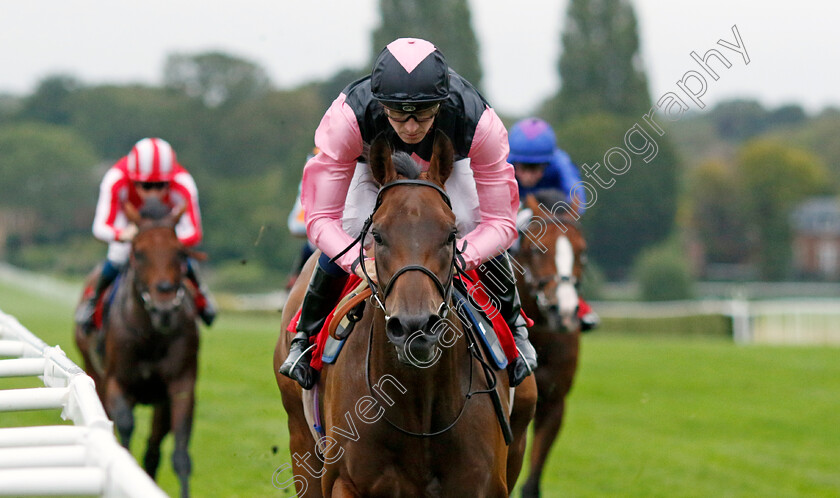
[
  {"x1": 382, "y1": 103, "x2": 440, "y2": 123},
  {"x1": 135, "y1": 181, "x2": 169, "y2": 191}
]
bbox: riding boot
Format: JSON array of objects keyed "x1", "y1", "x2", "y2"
[
  {"x1": 186, "y1": 259, "x2": 217, "y2": 326},
  {"x1": 478, "y1": 254, "x2": 538, "y2": 387},
  {"x1": 278, "y1": 260, "x2": 347, "y2": 390},
  {"x1": 75, "y1": 260, "x2": 120, "y2": 332}
]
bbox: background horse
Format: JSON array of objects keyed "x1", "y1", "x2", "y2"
[
  {"x1": 74, "y1": 199, "x2": 199, "y2": 498},
  {"x1": 274, "y1": 132, "x2": 536, "y2": 497},
  {"x1": 515, "y1": 190, "x2": 587, "y2": 498}
]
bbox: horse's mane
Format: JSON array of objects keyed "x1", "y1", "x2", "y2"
[{"x1": 139, "y1": 198, "x2": 171, "y2": 221}]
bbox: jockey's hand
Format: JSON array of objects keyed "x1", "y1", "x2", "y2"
[
  {"x1": 118, "y1": 224, "x2": 138, "y2": 242},
  {"x1": 354, "y1": 257, "x2": 377, "y2": 284}
]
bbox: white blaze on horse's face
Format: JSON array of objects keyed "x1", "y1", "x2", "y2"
[{"x1": 555, "y1": 234, "x2": 579, "y2": 317}]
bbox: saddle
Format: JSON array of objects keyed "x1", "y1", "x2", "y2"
[{"x1": 286, "y1": 271, "x2": 523, "y2": 371}]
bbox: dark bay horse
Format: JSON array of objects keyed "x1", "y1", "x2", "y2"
[
  {"x1": 274, "y1": 132, "x2": 536, "y2": 496},
  {"x1": 74, "y1": 199, "x2": 199, "y2": 498},
  {"x1": 515, "y1": 191, "x2": 586, "y2": 498}
]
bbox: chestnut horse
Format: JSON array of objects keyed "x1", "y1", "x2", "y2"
[
  {"x1": 274, "y1": 132, "x2": 536, "y2": 496},
  {"x1": 74, "y1": 199, "x2": 199, "y2": 498},
  {"x1": 515, "y1": 190, "x2": 586, "y2": 498}
]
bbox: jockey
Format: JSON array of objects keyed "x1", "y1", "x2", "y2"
[
  {"x1": 278, "y1": 37, "x2": 537, "y2": 390},
  {"x1": 75, "y1": 137, "x2": 217, "y2": 330},
  {"x1": 507, "y1": 117, "x2": 600, "y2": 331}
]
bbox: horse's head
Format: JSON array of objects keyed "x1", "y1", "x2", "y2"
[
  {"x1": 125, "y1": 198, "x2": 191, "y2": 333},
  {"x1": 367, "y1": 130, "x2": 457, "y2": 366},
  {"x1": 519, "y1": 191, "x2": 587, "y2": 332}
]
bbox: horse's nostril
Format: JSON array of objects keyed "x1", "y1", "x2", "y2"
[
  {"x1": 387, "y1": 315, "x2": 438, "y2": 341},
  {"x1": 426, "y1": 315, "x2": 441, "y2": 335},
  {"x1": 386, "y1": 317, "x2": 406, "y2": 338},
  {"x1": 157, "y1": 281, "x2": 176, "y2": 293}
]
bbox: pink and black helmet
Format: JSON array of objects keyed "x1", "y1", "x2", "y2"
[{"x1": 371, "y1": 38, "x2": 450, "y2": 111}]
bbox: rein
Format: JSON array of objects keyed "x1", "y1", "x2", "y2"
[
  {"x1": 332, "y1": 178, "x2": 511, "y2": 442},
  {"x1": 363, "y1": 302, "x2": 508, "y2": 441}
]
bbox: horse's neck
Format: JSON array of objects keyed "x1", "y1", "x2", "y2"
[
  {"x1": 368, "y1": 314, "x2": 467, "y2": 411},
  {"x1": 113, "y1": 267, "x2": 148, "y2": 324}
]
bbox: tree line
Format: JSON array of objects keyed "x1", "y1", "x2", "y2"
[{"x1": 0, "y1": 0, "x2": 837, "y2": 293}]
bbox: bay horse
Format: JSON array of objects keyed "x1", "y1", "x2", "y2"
[
  {"x1": 515, "y1": 190, "x2": 586, "y2": 498},
  {"x1": 273, "y1": 131, "x2": 536, "y2": 496},
  {"x1": 74, "y1": 198, "x2": 199, "y2": 498}
]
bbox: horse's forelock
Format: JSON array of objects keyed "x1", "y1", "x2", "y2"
[
  {"x1": 392, "y1": 152, "x2": 421, "y2": 179},
  {"x1": 139, "y1": 198, "x2": 171, "y2": 221},
  {"x1": 532, "y1": 188, "x2": 568, "y2": 208}
]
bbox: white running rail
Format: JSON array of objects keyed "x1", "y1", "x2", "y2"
[
  {"x1": 594, "y1": 298, "x2": 840, "y2": 345},
  {"x1": 0, "y1": 308, "x2": 166, "y2": 497}
]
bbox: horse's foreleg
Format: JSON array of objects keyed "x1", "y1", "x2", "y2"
[
  {"x1": 507, "y1": 376, "x2": 537, "y2": 495},
  {"x1": 522, "y1": 396, "x2": 567, "y2": 498},
  {"x1": 168, "y1": 379, "x2": 195, "y2": 498},
  {"x1": 287, "y1": 415, "x2": 324, "y2": 497},
  {"x1": 330, "y1": 476, "x2": 360, "y2": 497},
  {"x1": 105, "y1": 378, "x2": 134, "y2": 448},
  {"x1": 144, "y1": 400, "x2": 171, "y2": 479}
]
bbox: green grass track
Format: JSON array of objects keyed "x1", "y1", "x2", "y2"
[{"x1": 2, "y1": 280, "x2": 838, "y2": 497}]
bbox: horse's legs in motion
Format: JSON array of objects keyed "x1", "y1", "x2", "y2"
[
  {"x1": 144, "y1": 400, "x2": 172, "y2": 479},
  {"x1": 507, "y1": 377, "x2": 537, "y2": 495},
  {"x1": 105, "y1": 378, "x2": 135, "y2": 448},
  {"x1": 521, "y1": 396, "x2": 568, "y2": 498},
  {"x1": 168, "y1": 379, "x2": 195, "y2": 498}
]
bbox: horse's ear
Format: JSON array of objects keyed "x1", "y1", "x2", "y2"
[
  {"x1": 568, "y1": 193, "x2": 582, "y2": 217},
  {"x1": 369, "y1": 133, "x2": 396, "y2": 185},
  {"x1": 525, "y1": 194, "x2": 540, "y2": 214},
  {"x1": 124, "y1": 201, "x2": 142, "y2": 225},
  {"x1": 168, "y1": 203, "x2": 187, "y2": 226},
  {"x1": 428, "y1": 130, "x2": 454, "y2": 186},
  {"x1": 188, "y1": 249, "x2": 208, "y2": 262}
]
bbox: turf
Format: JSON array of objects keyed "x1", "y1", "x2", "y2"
[{"x1": 2, "y1": 281, "x2": 839, "y2": 497}]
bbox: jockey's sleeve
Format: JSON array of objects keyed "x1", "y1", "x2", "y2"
[
  {"x1": 302, "y1": 94, "x2": 365, "y2": 273},
  {"x1": 555, "y1": 150, "x2": 587, "y2": 214},
  {"x1": 460, "y1": 107, "x2": 519, "y2": 269},
  {"x1": 92, "y1": 167, "x2": 126, "y2": 243},
  {"x1": 171, "y1": 170, "x2": 203, "y2": 247}
]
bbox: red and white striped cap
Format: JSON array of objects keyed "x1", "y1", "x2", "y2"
[{"x1": 126, "y1": 138, "x2": 176, "y2": 182}]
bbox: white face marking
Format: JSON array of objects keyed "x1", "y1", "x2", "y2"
[{"x1": 555, "y1": 235, "x2": 579, "y2": 316}]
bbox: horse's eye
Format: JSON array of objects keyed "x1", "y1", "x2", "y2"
[
  {"x1": 134, "y1": 251, "x2": 146, "y2": 262},
  {"x1": 372, "y1": 231, "x2": 384, "y2": 245},
  {"x1": 447, "y1": 230, "x2": 457, "y2": 244}
]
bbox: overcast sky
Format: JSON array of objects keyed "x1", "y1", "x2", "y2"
[{"x1": 0, "y1": 0, "x2": 836, "y2": 117}]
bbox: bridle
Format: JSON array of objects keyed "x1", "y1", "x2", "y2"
[
  {"x1": 331, "y1": 179, "x2": 458, "y2": 321},
  {"x1": 130, "y1": 226, "x2": 189, "y2": 331},
  {"x1": 331, "y1": 178, "x2": 513, "y2": 443},
  {"x1": 521, "y1": 214, "x2": 583, "y2": 315}
]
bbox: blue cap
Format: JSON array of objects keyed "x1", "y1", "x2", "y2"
[{"x1": 508, "y1": 118, "x2": 557, "y2": 164}]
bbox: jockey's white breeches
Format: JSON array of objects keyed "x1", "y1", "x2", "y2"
[
  {"x1": 106, "y1": 241, "x2": 131, "y2": 266},
  {"x1": 342, "y1": 159, "x2": 480, "y2": 239}
]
